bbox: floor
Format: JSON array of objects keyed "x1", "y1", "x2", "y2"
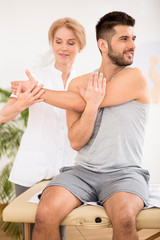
[{"x1": 1, "y1": 226, "x2": 160, "y2": 240}]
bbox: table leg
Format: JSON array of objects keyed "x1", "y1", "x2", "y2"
[{"x1": 24, "y1": 223, "x2": 31, "y2": 240}]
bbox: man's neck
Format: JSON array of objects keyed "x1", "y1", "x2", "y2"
[{"x1": 99, "y1": 60, "x2": 125, "y2": 81}]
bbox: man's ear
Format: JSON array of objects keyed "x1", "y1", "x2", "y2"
[{"x1": 97, "y1": 39, "x2": 108, "y2": 53}]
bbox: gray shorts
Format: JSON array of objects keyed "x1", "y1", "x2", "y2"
[{"x1": 45, "y1": 165, "x2": 150, "y2": 206}]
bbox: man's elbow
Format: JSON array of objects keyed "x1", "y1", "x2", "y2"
[
  {"x1": 72, "y1": 98, "x2": 85, "y2": 112},
  {"x1": 70, "y1": 140, "x2": 82, "y2": 151}
]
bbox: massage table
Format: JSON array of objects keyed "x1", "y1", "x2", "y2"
[{"x1": 2, "y1": 180, "x2": 160, "y2": 240}]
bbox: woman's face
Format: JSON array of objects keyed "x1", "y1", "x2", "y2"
[{"x1": 52, "y1": 27, "x2": 81, "y2": 67}]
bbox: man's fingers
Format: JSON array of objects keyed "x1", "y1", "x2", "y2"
[
  {"x1": 11, "y1": 82, "x2": 20, "y2": 93},
  {"x1": 11, "y1": 81, "x2": 23, "y2": 85},
  {"x1": 11, "y1": 86, "x2": 17, "y2": 94},
  {"x1": 93, "y1": 72, "x2": 99, "y2": 89},
  {"x1": 25, "y1": 69, "x2": 35, "y2": 82},
  {"x1": 97, "y1": 72, "x2": 103, "y2": 90},
  {"x1": 88, "y1": 73, "x2": 95, "y2": 89},
  {"x1": 16, "y1": 83, "x2": 22, "y2": 96},
  {"x1": 102, "y1": 78, "x2": 107, "y2": 94}
]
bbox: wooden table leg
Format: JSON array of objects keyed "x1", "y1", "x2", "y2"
[
  {"x1": 24, "y1": 223, "x2": 31, "y2": 240},
  {"x1": 145, "y1": 231, "x2": 160, "y2": 240}
]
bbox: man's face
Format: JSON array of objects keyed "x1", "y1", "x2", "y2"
[{"x1": 107, "y1": 25, "x2": 136, "y2": 66}]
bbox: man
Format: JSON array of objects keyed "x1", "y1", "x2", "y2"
[{"x1": 14, "y1": 11, "x2": 150, "y2": 240}]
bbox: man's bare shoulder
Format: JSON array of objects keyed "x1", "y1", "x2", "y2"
[
  {"x1": 114, "y1": 67, "x2": 150, "y2": 103},
  {"x1": 68, "y1": 73, "x2": 92, "y2": 92},
  {"x1": 116, "y1": 67, "x2": 145, "y2": 79},
  {"x1": 115, "y1": 67, "x2": 148, "y2": 86},
  {"x1": 116, "y1": 67, "x2": 142, "y2": 76}
]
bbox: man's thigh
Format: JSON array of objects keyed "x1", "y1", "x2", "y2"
[
  {"x1": 38, "y1": 185, "x2": 82, "y2": 222},
  {"x1": 98, "y1": 169, "x2": 149, "y2": 206},
  {"x1": 44, "y1": 166, "x2": 98, "y2": 203}
]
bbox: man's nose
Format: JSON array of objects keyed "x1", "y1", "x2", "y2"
[{"x1": 129, "y1": 39, "x2": 136, "y2": 50}]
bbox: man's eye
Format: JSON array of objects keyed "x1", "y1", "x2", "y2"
[{"x1": 56, "y1": 41, "x2": 61, "y2": 44}]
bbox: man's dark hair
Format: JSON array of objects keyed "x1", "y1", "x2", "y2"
[{"x1": 96, "y1": 11, "x2": 135, "y2": 43}]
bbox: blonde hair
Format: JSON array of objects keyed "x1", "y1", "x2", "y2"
[{"x1": 48, "y1": 17, "x2": 86, "y2": 50}]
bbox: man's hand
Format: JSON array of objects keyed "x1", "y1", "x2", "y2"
[
  {"x1": 77, "y1": 72, "x2": 106, "y2": 109},
  {"x1": 15, "y1": 80, "x2": 44, "y2": 110},
  {"x1": 11, "y1": 69, "x2": 36, "y2": 94},
  {"x1": 0, "y1": 78, "x2": 44, "y2": 124}
]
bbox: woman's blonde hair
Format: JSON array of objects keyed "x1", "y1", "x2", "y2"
[{"x1": 48, "y1": 17, "x2": 86, "y2": 50}]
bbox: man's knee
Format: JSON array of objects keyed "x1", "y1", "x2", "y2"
[
  {"x1": 113, "y1": 207, "x2": 136, "y2": 233},
  {"x1": 35, "y1": 203, "x2": 53, "y2": 228},
  {"x1": 35, "y1": 192, "x2": 61, "y2": 228}
]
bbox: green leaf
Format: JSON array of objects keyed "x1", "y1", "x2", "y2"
[
  {"x1": 0, "y1": 216, "x2": 22, "y2": 240},
  {"x1": 0, "y1": 88, "x2": 11, "y2": 103}
]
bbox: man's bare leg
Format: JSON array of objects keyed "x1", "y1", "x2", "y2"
[
  {"x1": 32, "y1": 186, "x2": 82, "y2": 240},
  {"x1": 103, "y1": 192, "x2": 144, "y2": 240}
]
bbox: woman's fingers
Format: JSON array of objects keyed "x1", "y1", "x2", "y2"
[
  {"x1": 25, "y1": 81, "x2": 38, "y2": 94},
  {"x1": 32, "y1": 88, "x2": 45, "y2": 99}
]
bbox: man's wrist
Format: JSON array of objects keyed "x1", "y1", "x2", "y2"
[{"x1": 85, "y1": 103, "x2": 99, "y2": 112}]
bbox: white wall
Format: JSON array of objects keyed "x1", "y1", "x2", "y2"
[{"x1": 0, "y1": 0, "x2": 160, "y2": 182}]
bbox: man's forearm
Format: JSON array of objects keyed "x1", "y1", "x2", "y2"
[
  {"x1": 42, "y1": 89, "x2": 86, "y2": 112},
  {"x1": 68, "y1": 105, "x2": 99, "y2": 151}
]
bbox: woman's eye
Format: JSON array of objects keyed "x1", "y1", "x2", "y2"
[{"x1": 68, "y1": 42, "x2": 74, "y2": 45}]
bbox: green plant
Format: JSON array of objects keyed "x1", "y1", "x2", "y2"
[
  {"x1": 0, "y1": 163, "x2": 15, "y2": 203},
  {"x1": 0, "y1": 87, "x2": 29, "y2": 239},
  {"x1": 0, "y1": 163, "x2": 22, "y2": 240}
]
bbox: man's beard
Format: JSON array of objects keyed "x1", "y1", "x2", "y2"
[{"x1": 108, "y1": 44, "x2": 134, "y2": 66}]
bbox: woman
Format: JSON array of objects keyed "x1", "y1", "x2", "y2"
[{"x1": 5, "y1": 17, "x2": 86, "y2": 239}]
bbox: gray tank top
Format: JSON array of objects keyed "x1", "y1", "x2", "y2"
[{"x1": 75, "y1": 100, "x2": 149, "y2": 173}]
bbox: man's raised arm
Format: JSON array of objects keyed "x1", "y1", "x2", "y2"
[{"x1": 11, "y1": 70, "x2": 86, "y2": 113}]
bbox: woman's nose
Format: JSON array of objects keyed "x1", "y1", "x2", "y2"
[{"x1": 61, "y1": 43, "x2": 68, "y2": 51}]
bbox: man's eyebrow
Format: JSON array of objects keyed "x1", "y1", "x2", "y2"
[
  {"x1": 119, "y1": 35, "x2": 136, "y2": 39},
  {"x1": 119, "y1": 35, "x2": 129, "y2": 38}
]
